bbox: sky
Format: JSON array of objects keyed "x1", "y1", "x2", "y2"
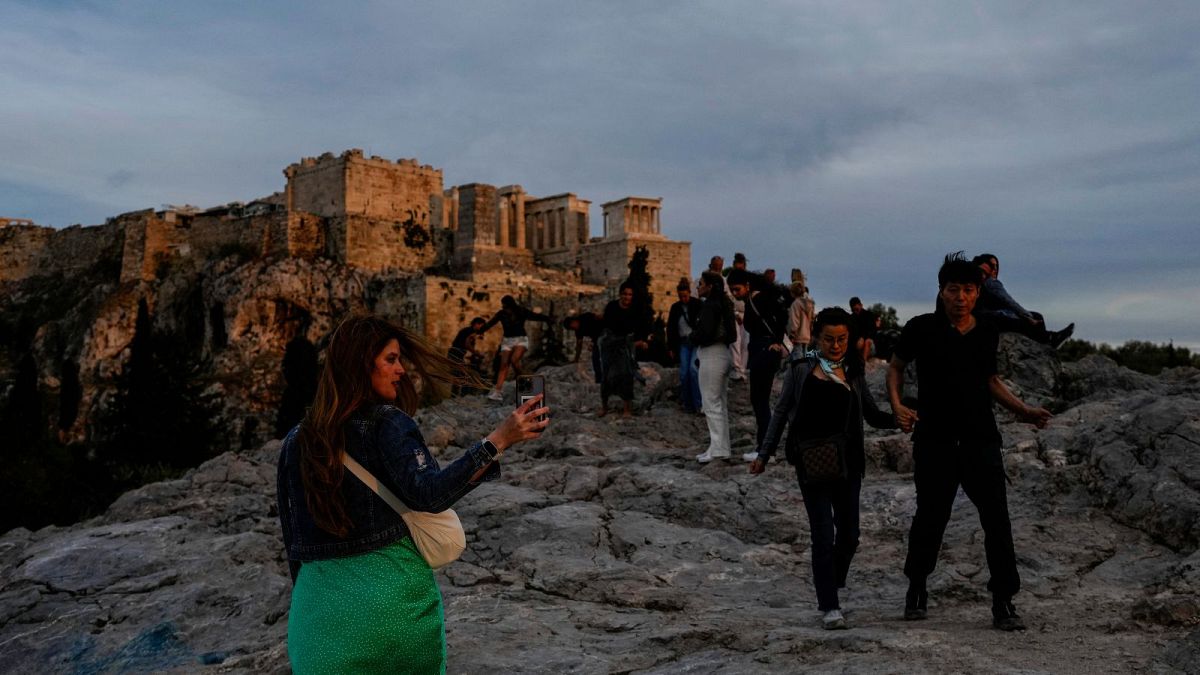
[{"x1": 2, "y1": 1, "x2": 1198, "y2": 348}]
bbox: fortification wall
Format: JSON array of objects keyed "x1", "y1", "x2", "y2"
[
  {"x1": 342, "y1": 214, "x2": 440, "y2": 273},
  {"x1": 0, "y1": 225, "x2": 53, "y2": 282},
  {"x1": 581, "y1": 237, "x2": 692, "y2": 318},
  {"x1": 187, "y1": 212, "x2": 273, "y2": 260},
  {"x1": 117, "y1": 210, "x2": 193, "y2": 283},
  {"x1": 344, "y1": 156, "x2": 443, "y2": 223}
]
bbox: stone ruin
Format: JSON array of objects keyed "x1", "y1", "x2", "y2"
[{"x1": 0, "y1": 149, "x2": 692, "y2": 346}]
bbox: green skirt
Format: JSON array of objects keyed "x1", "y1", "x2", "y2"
[{"x1": 288, "y1": 537, "x2": 446, "y2": 674}]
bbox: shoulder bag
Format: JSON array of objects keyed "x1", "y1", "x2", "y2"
[
  {"x1": 342, "y1": 453, "x2": 466, "y2": 569},
  {"x1": 791, "y1": 384, "x2": 854, "y2": 485}
]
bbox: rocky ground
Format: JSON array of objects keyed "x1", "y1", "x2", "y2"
[{"x1": 1, "y1": 336, "x2": 1198, "y2": 673}]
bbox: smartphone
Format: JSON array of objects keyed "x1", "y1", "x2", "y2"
[{"x1": 515, "y1": 375, "x2": 546, "y2": 421}]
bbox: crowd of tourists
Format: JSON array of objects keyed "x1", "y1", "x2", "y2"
[{"x1": 274, "y1": 249, "x2": 1069, "y2": 671}]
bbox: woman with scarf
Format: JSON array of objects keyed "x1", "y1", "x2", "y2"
[{"x1": 749, "y1": 307, "x2": 897, "y2": 629}]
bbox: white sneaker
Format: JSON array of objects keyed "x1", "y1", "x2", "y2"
[
  {"x1": 487, "y1": 390, "x2": 504, "y2": 401},
  {"x1": 822, "y1": 609, "x2": 847, "y2": 630},
  {"x1": 742, "y1": 451, "x2": 760, "y2": 462}
]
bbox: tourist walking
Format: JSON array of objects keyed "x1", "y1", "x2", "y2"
[
  {"x1": 726, "y1": 269, "x2": 790, "y2": 460},
  {"x1": 481, "y1": 295, "x2": 553, "y2": 401},
  {"x1": 750, "y1": 307, "x2": 897, "y2": 629},
  {"x1": 888, "y1": 253, "x2": 1052, "y2": 631},
  {"x1": 728, "y1": 252, "x2": 750, "y2": 381},
  {"x1": 278, "y1": 315, "x2": 549, "y2": 673},
  {"x1": 598, "y1": 284, "x2": 650, "y2": 418},
  {"x1": 692, "y1": 270, "x2": 737, "y2": 462},
  {"x1": 667, "y1": 278, "x2": 704, "y2": 414}
]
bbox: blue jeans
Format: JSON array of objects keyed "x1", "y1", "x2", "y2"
[{"x1": 678, "y1": 343, "x2": 702, "y2": 412}]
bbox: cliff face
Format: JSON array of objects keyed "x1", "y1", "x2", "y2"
[
  {"x1": 0, "y1": 337, "x2": 1197, "y2": 673},
  {"x1": 0, "y1": 244, "x2": 598, "y2": 532}
]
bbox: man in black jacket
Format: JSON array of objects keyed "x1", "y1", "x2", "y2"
[
  {"x1": 667, "y1": 278, "x2": 705, "y2": 413},
  {"x1": 727, "y1": 269, "x2": 790, "y2": 460}
]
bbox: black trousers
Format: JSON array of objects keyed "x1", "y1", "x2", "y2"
[
  {"x1": 981, "y1": 311, "x2": 1051, "y2": 343},
  {"x1": 799, "y1": 472, "x2": 862, "y2": 611},
  {"x1": 903, "y1": 439, "x2": 1020, "y2": 598},
  {"x1": 748, "y1": 336, "x2": 782, "y2": 450}
]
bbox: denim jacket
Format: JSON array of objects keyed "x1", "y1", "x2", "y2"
[{"x1": 277, "y1": 403, "x2": 500, "y2": 581}]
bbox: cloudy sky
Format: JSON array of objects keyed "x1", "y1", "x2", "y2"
[{"x1": 3, "y1": 1, "x2": 1198, "y2": 347}]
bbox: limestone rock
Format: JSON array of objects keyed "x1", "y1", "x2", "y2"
[{"x1": 2, "y1": 339, "x2": 1199, "y2": 672}]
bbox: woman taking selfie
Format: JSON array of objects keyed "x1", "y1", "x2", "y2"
[
  {"x1": 749, "y1": 307, "x2": 896, "y2": 629},
  {"x1": 277, "y1": 315, "x2": 549, "y2": 673}
]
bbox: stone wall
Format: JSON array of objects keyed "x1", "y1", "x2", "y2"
[
  {"x1": 581, "y1": 237, "x2": 692, "y2": 318},
  {"x1": 0, "y1": 225, "x2": 53, "y2": 282},
  {"x1": 285, "y1": 149, "x2": 444, "y2": 226},
  {"x1": 117, "y1": 210, "x2": 191, "y2": 283},
  {"x1": 0, "y1": 223, "x2": 124, "y2": 283},
  {"x1": 343, "y1": 214, "x2": 440, "y2": 273}
]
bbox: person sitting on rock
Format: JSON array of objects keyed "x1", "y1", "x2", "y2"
[
  {"x1": 750, "y1": 307, "x2": 897, "y2": 630},
  {"x1": 972, "y1": 253, "x2": 1074, "y2": 348},
  {"x1": 277, "y1": 314, "x2": 548, "y2": 673},
  {"x1": 887, "y1": 252, "x2": 1052, "y2": 631},
  {"x1": 481, "y1": 295, "x2": 553, "y2": 401}
]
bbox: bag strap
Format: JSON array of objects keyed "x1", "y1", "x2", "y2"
[
  {"x1": 342, "y1": 453, "x2": 412, "y2": 516},
  {"x1": 746, "y1": 293, "x2": 777, "y2": 340}
]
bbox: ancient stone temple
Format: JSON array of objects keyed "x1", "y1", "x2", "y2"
[{"x1": 0, "y1": 149, "x2": 692, "y2": 348}]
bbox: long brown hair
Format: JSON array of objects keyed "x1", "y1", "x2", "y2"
[{"x1": 297, "y1": 314, "x2": 484, "y2": 537}]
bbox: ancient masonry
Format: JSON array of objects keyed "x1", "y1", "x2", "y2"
[{"x1": 0, "y1": 149, "x2": 691, "y2": 349}]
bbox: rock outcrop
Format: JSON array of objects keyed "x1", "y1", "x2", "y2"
[{"x1": 1, "y1": 338, "x2": 1198, "y2": 673}]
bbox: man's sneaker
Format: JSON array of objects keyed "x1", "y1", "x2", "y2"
[
  {"x1": 742, "y1": 451, "x2": 760, "y2": 462},
  {"x1": 904, "y1": 587, "x2": 928, "y2": 620},
  {"x1": 696, "y1": 451, "x2": 730, "y2": 464},
  {"x1": 992, "y1": 601, "x2": 1026, "y2": 631},
  {"x1": 1049, "y1": 323, "x2": 1075, "y2": 349},
  {"x1": 487, "y1": 390, "x2": 504, "y2": 401},
  {"x1": 822, "y1": 609, "x2": 848, "y2": 630}
]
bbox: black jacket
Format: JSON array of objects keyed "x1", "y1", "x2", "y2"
[
  {"x1": 690, "y1": 295, "x2": 736, "y2": 347},
  {"x1": 758, "y1": 356, "x2": 897, "y2": 476},
  {"x1": 667, "y1": 297, "x2": 704, "y2": 353}
]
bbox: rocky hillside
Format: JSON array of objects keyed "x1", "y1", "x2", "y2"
[{"x1": 1, "y1": 336, "x2": 1198, "y2": 673}]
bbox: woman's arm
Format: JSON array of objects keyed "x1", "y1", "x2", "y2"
[
  {"x1": 376, "y1": 397, "x2": 550, "y2": 512},
  {"x1": 758, "y1": 363, "x2": 802, "y2": 461},
  {"x1": 857, "y1": 376, "x2": 899, "y2": 430}
]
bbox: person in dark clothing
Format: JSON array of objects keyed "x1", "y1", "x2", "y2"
[
  {"x1": 887, "y1": 252, "x2": 1052, "y2": 631},
  {"x1": 448, "y1": 317, "x2": 487, "y2": 395},
  {"x1": 849, "y1": 297, "x2": 878, "y2": 361},
  {"x1": 972, "y1": 253, "x2": 1075, "y2": 348},
  {"x1": 564, "y1": 312, "x2": 604, "y2": 384},
  {"x1": 667, "y1": 278, "x2": 705, "y2": 413},
  {"x1": 750, "y1": 307, "x2": 897, "y2": 629},
  {"x1": 599, "y1": 284, "x2": 650, "y2": 418},
  {"x1": 727, "y1": 269, "x2": 790, "y2": 460},
  {"x1": 481, "y1": 295, "x2": 553, "y2": 401}
]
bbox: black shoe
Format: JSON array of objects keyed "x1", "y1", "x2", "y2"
[
  {"x1": 1049, "y1": 323, "x2": 1075, "y2": 349},
  {"x1": 904, "y1": 587, "x2": 928, "y2": 620},
  {"x1": 992, "y1": 601, "x2": 1026, "y2": 631}
]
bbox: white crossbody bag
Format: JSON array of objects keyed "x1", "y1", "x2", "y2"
[{"x1": 342, "y1": 454, "x2": 466, "y2": 570}]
